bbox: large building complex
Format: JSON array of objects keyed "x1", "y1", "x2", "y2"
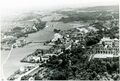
[{"x1": 90, "y1": 37, "x2": 119, "y2": 58}]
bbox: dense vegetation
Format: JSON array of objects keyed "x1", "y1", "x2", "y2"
[
  {"x1": 57, "y1": 11, "x2": 118, "y2": 23},
  {"x1": 4, "y1": 21, "x2": 46, "y2": 38},
  {"x1": 56, "y1": 6, "x2": 118, "y2": 23},
  {"x1": 31, "y1": 22, "x2": 119, "y2": 80},
  {"x1": 37, "y1": 45, "x2": 119, "y2": 80},
  {"x1": 8, "y1": 6, "x2": 119, "y2": 80},
  {"x1": 1, "y1": 20, "x2": 46, "y2": 48}
]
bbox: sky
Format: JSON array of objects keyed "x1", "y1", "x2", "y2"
[{"x1": 0, "y1": 0, "x2": 119, "y2": 17}]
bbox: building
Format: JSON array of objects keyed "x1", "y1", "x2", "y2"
[
  {"x1": 93, "y1": 46, "x2": 119, "y2": 55},
  {"x1": 14, "y1": 38, "x2": 26, "y2": 47},
  {"x1": 90, "y1": 46, "x2": 119, "y2": 58},
  {"x1": 90, "y1": 37, "x2": 119, "y2": 58},
  {"x1": 52, "y1": 33, "x2": 63, "y2": 42},
  {"x1": 32, "y1": 56, "x2": 41, "y2": 62},
  {"x1": 28, "y1": 77, "x2": 34, "y2": 81},
  {"x1": 99, "y1": 37, "x2": 119, "y2": 47},
  {"x1": 32, "y1": 25, "x2": 38, "y2": 31},
  {"x1": 113, "y1": 38, "x2": 119, "y2": 47},
  {"x1": 41, "y1": 53, "x2": 58, "y2": 63},
  {"x1": 76, "y1": 27, "x2": 89, "y2": 33}
]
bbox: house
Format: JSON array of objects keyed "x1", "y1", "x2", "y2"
[
  {"x1": 113, "y1": 38, "x2": 119, "y2": 47},
  {"x1": 52, "y1": 33, "x2": 63, "y2": 42},
  {"x1": 15, "y1": 38, "x2": 26, "y2": 47},
  {"x1": 99, "y1": 37, "x2": 119, "y2": 47},
  {"x1": 76, "y1": 27, "x2": 89, "y2": 33},
  {"x1": 28, "y1": 77, "x2": 34, "y2": 81},
  {"x1": 88, "y1": 37, "x2": 119, "y2": 59},
  {"x1": 2, "y1": 35, "x2": 17, "y2": 43},
  {"x1": 41, "y1": 54, "x2": 58, "y2": 63},
  {"x1": 32, "y1": 56, "x2": 41, "y2": 62},
  {"x1": 32, "y1": 25, "x2": 38, "y2": 31},
  {"x1": 90, "y1": 45, "x2": 119, "y2": 58},
  {"x1": 99, "y1": 37, "x2": 112, "y2": 47},
  {"x1": 20, "y1": 67, "x2": 25, "y2": 72}
]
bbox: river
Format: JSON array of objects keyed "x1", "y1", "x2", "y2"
[
  {"x1": 1, "y1": 27, "x2": 54, "y2": 79},
  {"x1": 1, "y1": 22, "x2": 84, "y2": 79}
]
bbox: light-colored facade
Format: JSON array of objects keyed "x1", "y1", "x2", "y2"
[
  {"x1": 99, "y1": 37, "x2": 119, "y2": 47},
  {"x1": 52, "y1": 33, "x2": 63, "y2": 42},
  {"x1": 91, "y1": 37, "x2": 119, "y2": 58}
]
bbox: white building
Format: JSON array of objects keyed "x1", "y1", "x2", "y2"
[
  {"x1": 28, "y1": 77, "x2": 34, "y2": 81},
  {"x1": 32, "y1": 56, "x2": 41, "y2": 62},
  {"x1": 52, "y1": 33, "x2": 63, "y2": 42},
  {"x1": 90, "y1": 37, "x2": 119, "y2": 58},
  {"x1": 99, "y1": 37, "x2": 119, "y2": 47}
]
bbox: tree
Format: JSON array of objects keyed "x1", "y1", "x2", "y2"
[
  {"x1": 53, "y1": 29, "x2": 60, "y2": 33},
  {"x1": 49, "y1": 69, "x2": 67, "y2": 80}
]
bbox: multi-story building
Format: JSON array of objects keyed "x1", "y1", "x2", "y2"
[
  {"x1": 93, "y1": 46, "x2": 119, "y2": 55},
  {"x1": 90, "y1": 37, "x2": 119, "y2": 58},
  {"x1": 99, "y1": 37, "x2": 119, "y2": 47}
]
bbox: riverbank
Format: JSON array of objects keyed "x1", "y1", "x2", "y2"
[
  {"x1": 2, "y1": 41, "x2": 54, "y2": 77},
  {"x1": 2, "y1": 22, "x2": 85, "y2": 78}
]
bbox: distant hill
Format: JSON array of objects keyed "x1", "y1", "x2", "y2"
[
  {"x1": 55, "y1": 5, "x2": 119, "y2": 14},
  {"x1": 1, "y1": 5, "x2": 119, "y2": 31},
  {"x1": 79, "y1": 5, "x2": 119, "y2": 11},
  {"x1": 54, "y1": 5, "x2": 119, "y2": 23}
]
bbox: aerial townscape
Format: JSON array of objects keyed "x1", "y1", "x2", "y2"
[{"x1": 1, "y1": 5, "x2": 119, "y2": 81}]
